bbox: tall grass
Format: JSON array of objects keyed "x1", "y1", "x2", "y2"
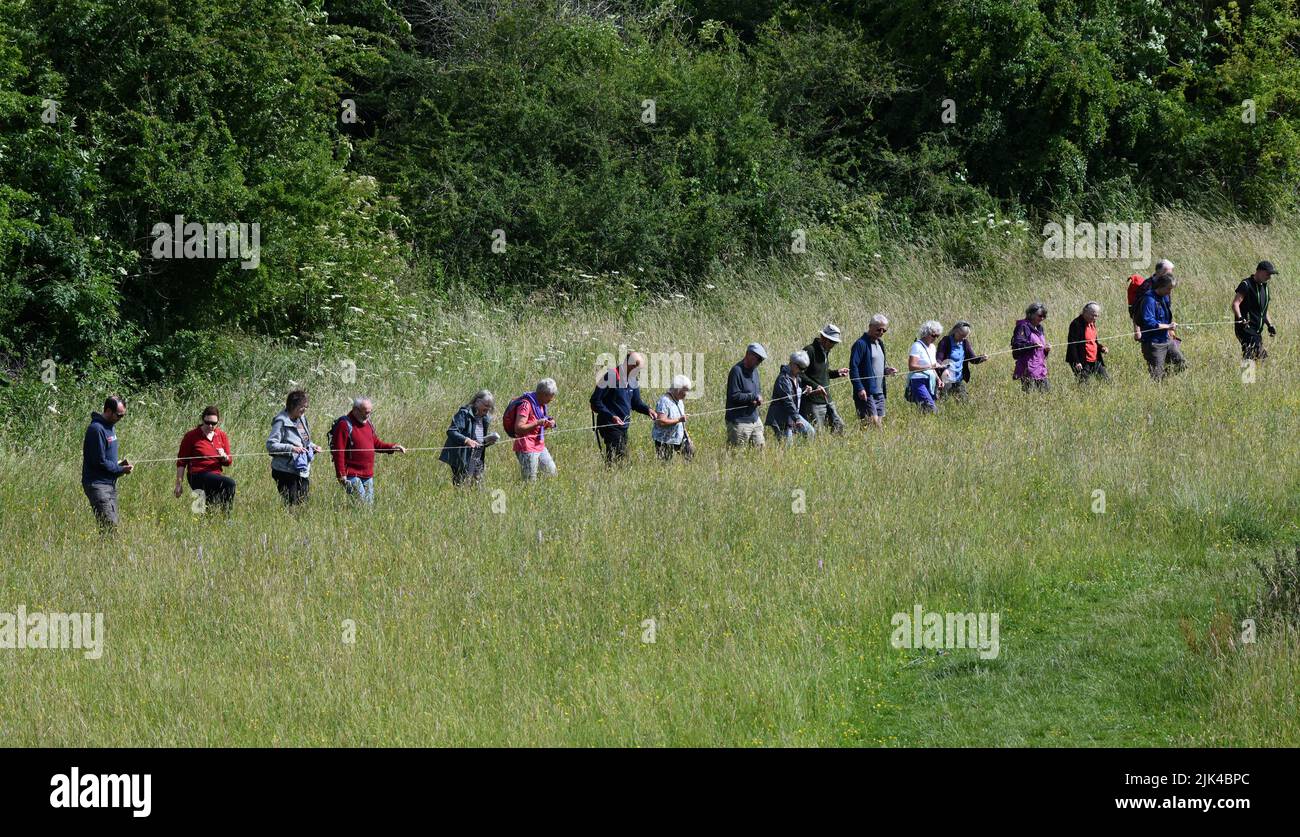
[{"x1": 1, "y1": 211, "x2": 1296, "y2": 745}]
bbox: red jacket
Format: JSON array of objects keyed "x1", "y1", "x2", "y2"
[
  {"x1": 330, "y1": 414, "x2": 396, "y2": 479},
  {"x1": 176, "y1": 426, "x2": 232, "y2": 475}
]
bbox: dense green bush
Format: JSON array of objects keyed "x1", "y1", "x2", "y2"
[
  {"x1": 2, "y1": 0, "x2": 1300, "y2": 388},
  {"x1": 0, "y1": 0, "x2": 408, "y2": 382},
  {"x1": 355, "y1": 2, "x2": 847, "y2": 292}
]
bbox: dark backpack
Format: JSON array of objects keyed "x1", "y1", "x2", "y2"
[{"x1": 329, "y1": 415, "x2": 353, "y2": 452}]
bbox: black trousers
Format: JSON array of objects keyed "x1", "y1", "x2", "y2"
[
  {"x1": 599, "y1": 424, "x2": 629, "y2": 465},
  {"x1": 272, "y1": 470, "x2": 310, "y2": 506},
  {"x1": 655, "y1": 439, "x2": 694, "y2": 462},
  {"x1": 1020, "y1": 377, "x2": 1051, "y2": 393},
  {"x1": 188, "y1": 471, "x2": 237, "y2": 511},
  {"x1": 1073, "y1": 360, "x2": 1109, "y2": 382},
  {"x1": 451, "y1": 453, "x2": 485, "y2": 486}
]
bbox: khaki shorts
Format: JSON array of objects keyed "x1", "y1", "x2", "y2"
[{"x1": 726, "y1": 421, "x2": 765, "y2": 448}]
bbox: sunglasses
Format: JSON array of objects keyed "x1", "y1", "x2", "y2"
[{"x1": 203, "y1": 419, "x2": 220, "y2": 426}]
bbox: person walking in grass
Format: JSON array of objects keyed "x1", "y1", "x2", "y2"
[
  {"x1": 81, "y1": 395, "x2": 133, "y2": 531},
  {"x1": 440, "y1": 390, "x2": 499, "y2": 486},
  {"x1": 799, "y1": 324, "x2": 848, "y2": 433},
  {"x1": 1233, "y1": 260, "x2": 1277, "y2": 360},
  {"x1": 1011, "y1": 303, "x2": 1052, "y2": 392},
  {"x1": 850, "y1": 314, "x2": 897, "y2": 428},
  {"x1": 330, "y1": 397, "x2": 406, "y2": 505},
  {"x1": 1066, "y1": 302, "x2": 1109, "y2": 383},
  {"x1": 1137, "y1": 274, "x2": 1186, "y2": 380},
  {"x1": 174, "y1": 405, "x2": 236, "y2": 513},
  {"x1": 1129, "y1": 259, "x2": 1174, "y2": 341},
  {"x1": 507, "y1": 379, "x2": 558, "y2": 480},
  {"x1": 652, "y1": 375, "x2": 694, "y2": 461},
  {"x1": 725, "y1": 343, "x2": 766, "y2": 448},
  {"x1": 766, "y1": 350, "x2": 816, "y2": 443},
  {"x1": 266, "y1": 389, "x2": 322, "y2": 507},
  {"x1": 935, "y1": 320, "x2": 987, "y2": 400},
  {"x1": 907, "y1": 321, "x2": 947, "y2": 411},
  {"x1": 589, "y1": 351, "x2": 660, "y2": 466}
]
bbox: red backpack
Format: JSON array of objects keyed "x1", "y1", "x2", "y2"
[
  {"x1": 1127, "y1": 274, "x2": 1150, "y2": 325},
  {"x1": 502, "y1": 396, "x2": 529, "y2": 438}
]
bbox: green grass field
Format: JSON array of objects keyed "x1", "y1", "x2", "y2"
[{"x1": 3, "y1": 213, "x2": 1298, "y2": 746}]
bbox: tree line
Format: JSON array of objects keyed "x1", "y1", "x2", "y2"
[{"x1": 2, "y1": 0, "x2": 1297, "y2": 382}]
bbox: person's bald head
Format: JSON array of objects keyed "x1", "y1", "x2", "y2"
[{"x1": 349, "y1": 397, "x2": 374, "y2": 422}]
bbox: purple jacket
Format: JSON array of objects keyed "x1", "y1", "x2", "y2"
[{"x1": 1011, "y1": 318, "x2": 1050, "y2": 380}]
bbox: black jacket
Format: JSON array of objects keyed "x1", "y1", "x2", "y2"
[
  {"x1": 801, "y1": 338, "x2": 845, "y2": 404},
  {"x1": 1065, "y1": 315, "x2": 1106, "y2": 368}
]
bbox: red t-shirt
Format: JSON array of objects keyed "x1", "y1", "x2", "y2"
[
  {"x1": 1084, "y1": 322, "x2": 1099, "y2": 362},
  {"x1": 176, "y1": 426, "x2": 232, "y2": 474},
  {"x1": 512, "y1": 398, "x2": 547, "y2": 454}
]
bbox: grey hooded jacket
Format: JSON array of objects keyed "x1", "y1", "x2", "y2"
[{"x1": 266, "y1": 410, "x2": 314, "y2": 476}]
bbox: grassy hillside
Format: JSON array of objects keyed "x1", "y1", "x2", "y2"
[{"x1": 2, "y1": 212, "x2": 1297, "y2": 746}]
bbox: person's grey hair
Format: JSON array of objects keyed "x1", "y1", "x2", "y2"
[
  {"x1": 1152, "y1": 273, "x2": 1174, "y2": 291},
  {"x1": 471, "y1": 389, "x2": 495, "y2": 410},
  {"x1": 1082, "y1": 301, "x2": 1101, "y2": 315},
  {"x1": 919, "y1": 320, "x2": 943, "y2": 339},
  {"x1": 536, "y1": 378, "x2": 558, "y2": 396},
  {"x1": 352, "y1": 396, "x2": 371, "y2": 409},
  {"x1": 1025, "y1": 302, "x2": 1047, "y2": 318},
  {"x1": 1156, "y1": 258, "x2": 1174, "y2": 273},
  {"x1": 951, "y1": 320, "x2": 972, "y2": 336},
  {"x1": 789, "y1": 350, "x2": 810, "y2": 369},
  {"x1": 870, "y1": 313, "x2": 889, "y2": 327},
  {"x1": 670, "y1": 374, "x2": 692, "y2": 391}
]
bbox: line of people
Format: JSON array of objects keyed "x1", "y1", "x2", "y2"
[
  {"x1": 78, "y1": 259, "x2": 1278, "y2": 528},
  {"x1": 81, "y1": 391, "x2": 409, "y2": 529}
]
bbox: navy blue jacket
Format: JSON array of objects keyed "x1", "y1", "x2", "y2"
[
  {"x1": 590, "y1": 369, "x2": 652, "y2": 424},
  {"x1": 849, "y1": 334, "x2": 888, "y2": 397},
  {"x1": 725, "y1": 361, "x2": 763, "y2": 423},
  {"x1": 765, "y1": 365, "x2": 805, "y2": 431},
  {"x1": 82, "y1": 412, "x2": 125, "y2": 486}
]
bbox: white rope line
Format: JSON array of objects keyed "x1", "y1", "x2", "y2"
[{"x1": 117, "y1": 318, "x2": 1241, "y2": 465}]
